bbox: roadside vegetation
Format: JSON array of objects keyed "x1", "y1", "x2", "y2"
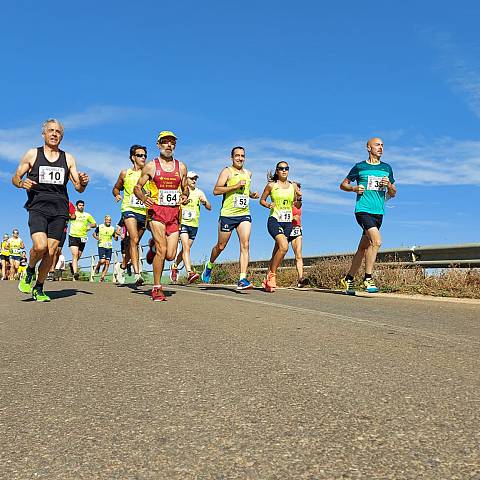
[{"x1": 202, "y1": 257, "x2": 480, "y2": 299}]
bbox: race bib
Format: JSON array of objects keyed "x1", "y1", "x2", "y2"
[
  {"x1": 291, "y1": 226, "x2": 302, "y2": 237},
  {"x1": 277, "y1": 210, "x2": 292, "y2": 222},
  {"x1": 367, "y1": 176, "x2": 386, "y2": 191},
  {"x1": 158, "y1": 189, "x2": 180, "y2": 206},
  {"x1": 103, "y1": 241, "x2": 112, "y2": 249},
  {"x1": 39, "y1": 165, "x2": 65, "y2": 185},
  {"x1": 80, "y1": 237, "x2": 88, "y2": 243},
  {"x1": 130, "y1": 194, "x2": 145, "y2": 208},
  {"x1": 11, "y1": 247, "x2": 21, "y2": 255},
  {"x1": 233, "y1": 194, "x2": 249, "y2": 209},
  {"x1": 182, "y1": 209, "x2": 197, "y2": 221}
]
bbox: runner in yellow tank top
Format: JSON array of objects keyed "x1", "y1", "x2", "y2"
[
  {"x1": 7, "y1": 229, "x2": 25, "y2": 280},
  {"x1": 201, "y1": 146, "x2": 260, "y2": 290},
  {"x1": 1, "y1": 234, "x2": 10, "y2": 280},
  {"x1": 112, "y1": 144, "x2": 151, "y2": 287},
  {"x1": 260, "y1": 161, "x2": 302, "y2": 292},
  {"x1": 93, "y1": 215, "x2": 118, "y2": 282},
  {"x1": 170, "y1": 171, "x2": 212, "y2": 283}
]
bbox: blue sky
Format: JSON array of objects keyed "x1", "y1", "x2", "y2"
[{"x1": 1, "y1": 1, "x2": 479, "y2": 263}]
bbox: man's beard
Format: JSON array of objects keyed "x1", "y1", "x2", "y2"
[{"x1": 161, "y1": 148, "x2": 173, "y2": 158}]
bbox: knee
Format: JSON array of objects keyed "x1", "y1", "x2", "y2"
[
  {"x1": 240, "y1": 240, "x2": 250, "y2": 251},
  {"x1": 33, "y1": 244, "x2": 48, "y2": 256},
  {"x1": 371, "y1": 239, "x2": 382, "y2": 248},
  {"x1": 278, "y1": 242, "x2": 288, "y2": 254},
  {"x1": 216, "y1": 242, "x2": 227, "y2": 252},
  {"x1": 165, "y1": 251, "x2": 176, "y2": 261}
]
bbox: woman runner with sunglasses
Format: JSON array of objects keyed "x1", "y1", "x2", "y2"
[{"x1": 259, "y1": 162, "x2": 302, "y2": 292}]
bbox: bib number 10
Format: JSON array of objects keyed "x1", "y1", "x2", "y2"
[{"x1": 39, "y1": 166, "x2": 65, "y2": 185}]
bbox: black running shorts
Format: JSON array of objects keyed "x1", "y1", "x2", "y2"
[{"x1": 28, "y1": 211, "x2": 67, "y2": 241}]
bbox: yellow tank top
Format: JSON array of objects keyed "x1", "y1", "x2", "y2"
[
  {"x1": 180, "y1": 188, "x2": 205, "y2": 227},
  {"x1": 220, "y1": 167, "x2": 251, "y2": 217},
  {"x1": 121, "y1": 168, "x2": 149, "y2": 214},
  {"x1": 97, "y1": 224, "x2": 115, "y2": 248},
  {"x1": 270, "y1": 182, "x2": 295, "y2": 222},
  {"x1": 1, "y1": 241, "x2": 9, "y2": 256},
  {"x1": 8, "y1": 237, "x2": 23, "y2": 256}
]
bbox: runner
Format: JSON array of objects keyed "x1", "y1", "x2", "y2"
[
  {"x1": 93, "y1": 215, "x2": 118, "y2": 282},
  {"x1": 7, "y1": 229, "x2": 25, "y2": 280},
  {"x1": 134, "y1": 130, "x2": 189, "y2": 301},
  {"x1": 113, "y1": 219, "x2": 131, "y2": 284},
  {"x1": 1, "y1": 234, "x2": 10, "y2": 280},
  {"x1": 112, "y1": 145, "x2": 150, "y2": 287},
  {"x1": 288, "y1": 200, "x2": 309, "y2": 288},
  {"x1": 13, "y1": 118, "x2": 89, "y2": 301},
  {"x1": 201, "y1": 146, "x2": 259, "y2": 290},
  {"x1": 48, "y1": 200, "x2": 76, "y2": 281},
  {"x1": 18, "y1": 251, "x2": 28, "y2": 276},
  {"x1": 68, "y1": 200, "x2": 96, "y2": 280},
  {"x1": 170, "y1": 171, "x2": 211, "y2": 284},
  {"x1": 259, "y1": 161, "x2": 302, "y2": 292},
  {"x1": 339, "y1": 137, "x2": 396, "y2": 294}
]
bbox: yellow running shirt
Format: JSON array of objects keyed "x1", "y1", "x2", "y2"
[
  {"x1": 269, "y1": 182, "x2": 295, "y2": 222},
  {"x1": 121, "y1": 168, "x2": 149, "y2": 215},
  {"x1": 220, "y1": 167, "x2": 251, "y2": 217},
  {"x1": 96, "y1": 224, "x2": 115, "y2": 248},
  {"x1": 70, "y1": 212, "x2": 96, "y2": 239},
  {"x1": 8, "y1": 238, "x2": 23, "y2": 256},
  {"x1": 180, "y1": 188, "x2": 205, "y2": 227},
  {"x1": 1, "y1": 241, "x2": 9, "y2": 256}
]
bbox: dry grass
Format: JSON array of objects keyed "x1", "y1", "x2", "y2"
[{"x1": 207, "y1": 257, "x2": 480, "y2": 299}]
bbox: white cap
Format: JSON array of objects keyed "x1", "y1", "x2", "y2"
[{"x1": 187, "y1": 171, "x2": 199, "y2": 178}]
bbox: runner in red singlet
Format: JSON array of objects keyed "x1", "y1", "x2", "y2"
[{"x1": 134, "y1": 131, "x2": 188, "y2": 301}]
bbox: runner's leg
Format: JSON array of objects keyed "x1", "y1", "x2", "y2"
[
  {"x1": 37, "y1": 238, "x2": 60, "y2": 284},
  {"x1": 364, "y1": 227, "x2": 382, "y2": 275},
  {"x1": 179, "y1": 233, "x2": 194, "y2": 272},
  {"x1": 347, "y1": 234, "x2": 370, "y2": 277},
  {"x1": 209, "y1": 227, "x2": 233, "y2": 264},
  {"x1": 149, "y1": 220, "x2": 168, "y2": 285},
  {"x1": 236, "y1": 221, "x2": 251, "y2": 275},
  {"x1": 269, "y1": 234, "x2": 289, "y2": 274},
  {"x1": 291, "y1": 236, "x2": 304, "y2": 280},
  {"x1": 124, "y1": 217, "x2": 142, "y2": 275}
]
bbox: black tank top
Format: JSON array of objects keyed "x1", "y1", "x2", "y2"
[{"x1": 24, "y1": 147, "x2": 70, "y2": 217}]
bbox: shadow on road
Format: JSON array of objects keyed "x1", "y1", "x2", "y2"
[
  {"x1": 21, "y1": 288, "x2": 94, "y2": 301},
  {"x1": 197, "y1": 285, "x2": 257, "y2": 295},
  {"x1": 131, "y1": 288, "x2": 177, "y2": 298}
]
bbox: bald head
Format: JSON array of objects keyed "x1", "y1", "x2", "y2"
[{"x1": 366, "y1": 137, "x2": 383, "y2": 161}]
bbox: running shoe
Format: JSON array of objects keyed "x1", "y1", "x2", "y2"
[
  {"x1": 18, "y1": 272, "x2": 35, "y2": 294},
  {"x1": 262, "y1": 272, "x2": 276, "y2": 293},
  {"x1": 32, "y1": 286, "x2": 51, "y2": 302},
  {"x1": 146, "y1": 239, "x2": 156, "y2": 265},
  {"x1": 126, "y1": 263, "x2": 132, "y2": 276},
  {"x1": 169, "y1": 263, "x2": 178, "y2": 283},
  {"x1": 116, "y1": 265, "x2": 125, "y2": 285},
  {"x1": 201, "y1": 262, "x2": 212, "y2": 283},
  {"x1": 297, "y1": 277, "x2": 309, "y2": 288},
  {"x1": 46, "y1": 272, "x2": 54, "y2": 282},
  {"x1": 364, "y1": 278, "x2": 379, "y2": 293},
  {"x1": 187, "y1": 271, "x2": 200, "y2": 284},
  {"x1": 237, "y1": 278, "x2": 253, "y2": 290},
  {"x1": 134, "y1": 274, "x2": 144, "y2": 288},
  {"x1": 340, "y1": 276, "x2": 355, "y2": 294},
  {"x1": 151, "y1": 286, "x2": 166, "y2": 302},
  {"x1": 73, "y1": 272, "x2": 80, "y2": 281},
  {"x1": 99, "y1": 277, "x2": 105, "y2": 283}
]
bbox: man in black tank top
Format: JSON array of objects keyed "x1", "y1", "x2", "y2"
[{"x1": 12, "y1": 119, "x2": 90, "y2": 302}]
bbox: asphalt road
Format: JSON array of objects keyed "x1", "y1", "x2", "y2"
[{"x1": 0, "y1": 281, "x2": 479, "y2": 479}]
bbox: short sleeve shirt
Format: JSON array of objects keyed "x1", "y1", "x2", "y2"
[{"x1": 347, "y1": 161, "x2": 395, "y2": 215}]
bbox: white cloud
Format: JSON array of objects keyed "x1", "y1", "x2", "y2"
[{"x1": 2, "y1": 107, "x2": 480, "y2": 211}]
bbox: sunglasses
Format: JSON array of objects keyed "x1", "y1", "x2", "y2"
[
  {"x1": 277, "y1": 166, "x2": 289, "y2": 171},
  {"x1": 135, "y1": 153, "x2": 147, "y2": 158}
]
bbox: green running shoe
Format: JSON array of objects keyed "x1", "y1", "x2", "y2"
[
  {"x1": 18, "y1": 273, "x2": 35, "y2": 294},
  {"x1": 32, "y1": 286, "x2": 51, "y2": 302}
]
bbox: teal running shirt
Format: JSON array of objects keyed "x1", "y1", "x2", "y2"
[{"x1": 347, "y1": 161, "x2": 395, "y2": 214}]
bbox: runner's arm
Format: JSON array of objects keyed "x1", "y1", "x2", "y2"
[
  {"x1": 12, "y1": 149, "x2": 37, "y2": 189},
  {"x1": 213, "y1": 168, "x2": 237, "y2": 195},
  {"x1": 259, "y1": 183, "x2": 274, "y2": 209},
  {"x1": 200, "y1": 193, "x2": 212, "y2": 211},
  {"x1": 67, "y1": 153, "x2": 89, "y2": 193},
  {"x1": 92, "y1": 227, "x2": 99, "y2": 241},
  {"x1": 112, "y1": 171, "x2": 126, "y2": 202},
  {"x1": 293, "y1": 182, "x2": 302, "y2": 208},
  {"x1": 133, "y1": 161, "x2": 155, "y2": 208},
  {"x1": 179, "y1": 162, "x2": 189, "y2": 204},
  {"x1": 340, "y1": 177, "x2": 363, "y2": 194}
]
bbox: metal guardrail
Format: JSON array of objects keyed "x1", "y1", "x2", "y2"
[{"x1": 69, "y1": 242, "x2": 480, "y2": 282}]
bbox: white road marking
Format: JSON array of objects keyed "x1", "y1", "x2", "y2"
[{"x1": 169, "y1": 286, "x2": 478, "y2": 346}]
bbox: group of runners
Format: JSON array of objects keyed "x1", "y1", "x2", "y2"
[
  {"x1": 10, "y1": 118, "x2": 396, "y2": 302},
  {"x1": 1, "y1": 230, "x2": 27, "y2": 280}
]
